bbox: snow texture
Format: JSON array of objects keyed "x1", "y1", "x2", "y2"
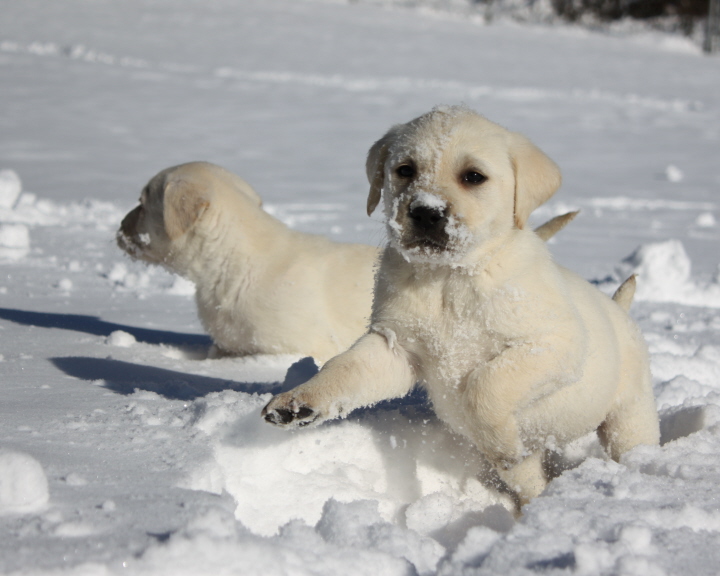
[{"x1": 1, "y1": 0, "x2": 719, "y2": 574}]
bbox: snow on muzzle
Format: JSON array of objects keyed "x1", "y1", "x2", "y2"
[{"x1": 407, "y1": 192, "x2": 450, "y2": 248}]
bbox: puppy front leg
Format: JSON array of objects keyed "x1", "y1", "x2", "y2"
[
  {"x1": 262, "y1": 332, "x2": 415, "y2": 428},
  {"x1": 464, "y1": 345, "x2": 571, "y2": 499},
  {"x1": 463, "y1": 360, "x2": 528, "y2": 468}
]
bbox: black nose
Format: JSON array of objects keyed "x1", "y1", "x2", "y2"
[{"x1": 408, "y1": 204, "x2": 447, "y2": 232}]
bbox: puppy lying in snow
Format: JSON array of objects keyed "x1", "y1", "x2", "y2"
[
  {"x1": 117, "y1": 161, "x2": 575, "y2": 363},
  {"x1": 116, "y1": 162, "x2": 377, "y2": 362},
  {"x1": 263, "y1": 107, "x2": 660, "y2": 508}
]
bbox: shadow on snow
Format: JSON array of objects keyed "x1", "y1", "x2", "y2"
[
  {"x1": 50, "y1": 356, "x2": 278, "y2": 400},
  {"x1": 0, "y1": 307, "x2": 211, "y2": 347}
]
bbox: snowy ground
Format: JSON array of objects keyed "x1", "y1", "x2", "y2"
[{"x1": 1, "y1": 0, "x2": 719, "y2": 574}]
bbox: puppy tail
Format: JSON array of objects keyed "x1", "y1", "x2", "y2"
[
  {"x1": 612, "y1": 274, "x2": 637, "y2": 312},
  {"x1": 533, "y1": 211, "x2": 579, "y2": 242}
]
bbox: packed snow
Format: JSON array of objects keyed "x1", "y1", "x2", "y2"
[{"x1": 1, "y1": 0, "x2": 719, "y2": 574}]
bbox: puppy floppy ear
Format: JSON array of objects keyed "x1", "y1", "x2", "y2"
[
  {"x1": 509, "y1": 133, "x2": 562, "y2": 229},
  {"x1": 163, "y1": 178, "x2": 210, "y2": 241},
  {"x1": 365, "y1": 130, "x2": 396, "y2": 216}
]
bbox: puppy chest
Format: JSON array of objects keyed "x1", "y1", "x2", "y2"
[
  {"x1": 380, "y1": 300, "x2": 502, "y2": 390},
  {"x1": 378, "y1": 281, "x2": 530, "y2": 428},
  {"x1": 401, "y1": 319, "x2": 535, "y2": 443},
  {"x1": 378, "y1": 277, "x2": 513, "y2": 369}
]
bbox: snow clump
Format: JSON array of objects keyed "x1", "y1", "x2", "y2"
[
  {"x1": 106, "y1": 330, "x2": 137, "y2": 347},
  {"x1": 0, "y1": 223, "x2": 30, "y2": 260},
  {"x1": 0, "y1": 450, "x2": 49, "y2": 515},
  {"x1": 619, "y1": 239, "x2": 720, "y2": 307},
  {"x1": 409, "y1": 191, "x2": 447, "y2": 213}
]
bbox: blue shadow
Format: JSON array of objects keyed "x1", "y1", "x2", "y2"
[
  {"x1": 50, "y1": 356, "x2": 278, "y2": 400},
  {"x1": 0, "y1": 307, "x2": 211, "y2": 347}
]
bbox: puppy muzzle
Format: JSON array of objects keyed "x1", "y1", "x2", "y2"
[
  {"x1": 407, "y1": 203, "x2": 449, "y2": 249},
  {"x1": 116, "y1": 205, "x2": 146, "y2": 258}
]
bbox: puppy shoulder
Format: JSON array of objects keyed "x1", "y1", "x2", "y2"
[
  {"x1": 490, "y1": 231, "x2": 582, "y2": 330},
  {"x1": 498, "y1": 229, "x2": 557, "y2": 287}
]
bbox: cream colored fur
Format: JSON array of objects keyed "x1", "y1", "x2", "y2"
[
  {"x1": 117, "y1": 162, "x2": 377, "y2": 362},
  {"x1": 262, "y1": 107, "x2": 660, "y2": 509}
]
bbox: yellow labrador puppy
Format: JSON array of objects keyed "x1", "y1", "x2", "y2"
[
  {"x1": 117, "y1": 162, "x2": 377, "y2": 362},
  {"x1": 263, "y1": 107, "x2": 660, "y2": 508}
]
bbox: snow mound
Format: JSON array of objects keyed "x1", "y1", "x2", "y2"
[
  {"x1": 0, "y1": 223, "x2": 30, "y2": 260},
  {"x1": 618, "y1": 240, "x2": 720, "y2": 308},
  {"x1": 106, "y1": 330, "x2": 137, "y2": 348},
  {"x1": 0, "y1": 450, "x2": 49, "y2": 515},
  {"x1": 0, "y1": 170, "x2": 22, "y2": 209},
  {"x1": 185, "y1": 389, "x2": 513, "y2": 540}
]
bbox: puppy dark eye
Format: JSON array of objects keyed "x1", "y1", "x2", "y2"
[
  {"x1": 396, "y1": 165, "x2": 415, "y2": 179},
  {"x1": 462, "y1": 171, "x2": 487, "y2": 185}
]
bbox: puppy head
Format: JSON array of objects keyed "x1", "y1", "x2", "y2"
[
  {"x1": 366, "y1": 106, "x2": 561, "y2": 265},
  {"x1": 116, "y1": 162, "x2": 217, "y2": 267}
]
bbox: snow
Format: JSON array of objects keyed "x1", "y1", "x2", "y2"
[
  {"x1": 410, "y1": 192, "x2": 449, "y2": 213},
  {"x1": 0, "y1": 451, "x2": 49, "y2": 516},
  {"x1": 393, "y1": 190, "x2": 476, "y2": 265},
  {"x1": 1, "y1": 0, "x2": 720, "y2": 574},
  {"x1": 0, "y1": 224, "x2": 30, "y2": 261},
  {"x1": 617, "y1": 240, "x2": 720, "y2": 307},
  {"x1": 106, "y1": 331, "x2": 137, "y2": 348}
]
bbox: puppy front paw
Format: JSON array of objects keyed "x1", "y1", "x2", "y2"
[{"x1": 262, "y1": 394, "x2": 320, "y2": 428}]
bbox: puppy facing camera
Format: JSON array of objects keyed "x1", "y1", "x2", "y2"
[
  {"x1": 263, "y1": 106, "x2": 659, "y2": 511},
  {"x1": 117, "y1": 161, "x2": 378, "y2": 362}
]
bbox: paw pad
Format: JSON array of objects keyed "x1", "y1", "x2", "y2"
[{"x1": 263, "y1": 402, "x2": 318, "y2": 427}]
